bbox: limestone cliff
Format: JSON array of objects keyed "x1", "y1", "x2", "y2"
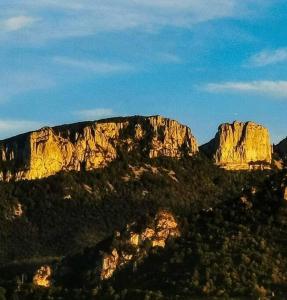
[
  {"x1": 0, "y1": 115, "x2": 198, "y2": 181},
  {"x1": 201, "y1": 121, "x2": 272, "y2": 170}
]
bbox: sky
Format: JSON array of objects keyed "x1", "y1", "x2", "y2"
[{"x1": 0, "y1": 0, "x2": 286, "y2": 144}]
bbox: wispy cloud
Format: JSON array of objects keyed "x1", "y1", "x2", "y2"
[
  {"x1": 2, "y1": 16, "x2": 37, "y2": 32},
  {"x1": 247, "y1": 48, "x2": 287, "y2": 67},
  {"x1": 204, "y1": 81, "x2": 287, "y2": 98},
  {"x1": 53, "y1": 57, "x2": 134, "y2": 74},
  {"x1": 0, "y1": 71, "x2": 55, "y2": 101},
  {"x1": 0, "y1": 119, "x2": 44, "y2": 139},
  {"x1": 0, "y1": 1, "x2": 266, "y2": 42},
  {"x1": 74, "y1": 108, "x2": 115, "y2": 120},
  {"x1": 156, "y1": 53, "x2": 182, "y2": 64}
]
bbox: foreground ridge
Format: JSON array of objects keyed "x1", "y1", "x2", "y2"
[{"x1": 0, "y1": 115, "x2": 198, "y2": 181}]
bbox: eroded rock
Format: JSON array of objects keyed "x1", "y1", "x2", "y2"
[
  {"x1": 13, "y1": 203, "x2": 23, "y2": 218},
  {"x1": 0, "y1": 116, "x2": 198, "y2": 181},
  {"x1": 33, "y1": 265, "x2": 52, "y2": 287},
  {"x1": 201, "y1": 121, "x2": 272, "y2": 170},
  {"x1": 98, "y1": 210, "x2": 180, "y2": 280},
  {"x1": 101, "y1": 249, "x2": 119, "y2": 280}
]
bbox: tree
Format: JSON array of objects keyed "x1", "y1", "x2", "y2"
[{"x1": 0, "y1": 287, "x2": 6, "y2": 300}]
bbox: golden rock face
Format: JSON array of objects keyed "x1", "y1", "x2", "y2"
[
  {"x1": 100, "y1": 210, "x2": 180, "y2": 280},
  {"x1": 0, "y1": 116, "x2": 198, "y2": 181},
  {"x1": 101, "y1": 249, "x2": 119, "y2": 280},
  {"x1": 33, "y1": 265, "x2": 52, "y2": 288},
  {"x1": 202, "y1": 121, "x2": 272, "y2": 170}
]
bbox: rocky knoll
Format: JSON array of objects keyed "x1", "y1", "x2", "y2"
[
  {"x1": 51, "y1": 210, "x2": 180, "y2": 287},
  {"x1": 275, "y1": 137, "x2": 287, "y2": 159},
  {"x1": 201, "y1": 121, "x2": 272, "y2": 170},
  {"x1": 100, "y1": 210, "x2": 180, "y2": 280},
  {"x1": 0, "y1": 115, "x2": 198, "y2": 181}
]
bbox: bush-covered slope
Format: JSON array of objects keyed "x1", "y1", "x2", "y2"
[
  {"x1": 0, "y1": 154, "x2": 263, "y2": 263},
  {"x1": 1, "y1": 154, "x2": 284, "y2": 299}
]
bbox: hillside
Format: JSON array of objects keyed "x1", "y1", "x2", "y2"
[
  {"x1": 0, "y1": 116, "x2": 286, "y2": 299},
  {"x1": 1, "y1": 152, "x2": 286, "y2": 299}
]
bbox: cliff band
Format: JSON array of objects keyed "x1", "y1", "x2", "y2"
[{"x1": 0, "y1": 115, "x2": 198, "y2": 181}]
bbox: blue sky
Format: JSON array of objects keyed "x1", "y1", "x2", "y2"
[{"x1": 0, "y1": 0, "x2": 286, "y2": 144}]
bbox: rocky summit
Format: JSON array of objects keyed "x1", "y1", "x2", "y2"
[
  {"x1": 201, "y1": 121, "x2": 272, "y2": 170},
  {"x1": 275, "y1": 137, "x2": 287, "y2": 159},
  {"x1": 0, "y1": 115, "x2": 198, "y2": 181}
]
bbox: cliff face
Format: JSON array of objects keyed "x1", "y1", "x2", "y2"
[
  {"x1": 201, "y1": 121, "x2": 272, "y2": 170},
  {"x1": 100, "y1": 210, "x2": 180, "y2": 280},
  {"x1": 0, "y1": 115, "x2": 198, "y2": 181}
]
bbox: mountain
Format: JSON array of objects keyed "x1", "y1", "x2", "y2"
[
  {"x1": 0, "y1": 116, "x2": 287, "y2": 300},
  {"x1": 201, "y1": 121, "x2": 272, "y2": 170},
  {"x1": 1, "y1": 161, "x2": 285, "y2": 300},
  {"x1": 0, "y1": 115, "x2": 198, "y2": 181}
]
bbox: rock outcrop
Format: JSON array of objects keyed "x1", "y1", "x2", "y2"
[
  {"x1": 56, "y1": 210, "x2": 180, "y2": 283},
  {"x1": 13, "y1": 203, "x2": 23, "y2": 218},
  {"x1": 100, "y1": 210, "x2": 180, "y2": 280},
  {"x1": 33, "y1": 265, "x2": 52, "y2": 287},
  {"x1": 0, "y1": 116, "x2": 198, "y2": 181},
  {"x1": 201, "y1": 121, "x2": 272, "y2": 170}
]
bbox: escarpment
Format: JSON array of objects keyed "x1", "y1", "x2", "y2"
[
  {"x1": 200, "y1": 121, "x2": 272, "y2": 170},
  {"x1": 0, "y1": 115, "x2": 198, "y2": 181}
]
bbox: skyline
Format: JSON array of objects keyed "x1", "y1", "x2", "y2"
[{"x1": 0, "y1": 0, "x2": 287, "y2": 144}]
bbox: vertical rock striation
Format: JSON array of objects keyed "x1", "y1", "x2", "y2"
[
  {"x1": 0, "y1": 115, "x2": 198, "y2": 181},
  {"x1": 99, "y1": 210, "x2": 180, "y2": 280},
  {"x1": 201, "y1": 121, "x2": 272, "y2": 170}
]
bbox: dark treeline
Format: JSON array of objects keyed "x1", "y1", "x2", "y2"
[{"x1": 0, "y1": 153, "x2": 286, "y2": 299}]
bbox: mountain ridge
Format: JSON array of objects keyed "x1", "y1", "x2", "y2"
[
  {"x1": 0, "y1": 115, "x2": 285, "y2": 182},
  {"x1": 0, "y1": 115, "x2": 198, "y2": 181}
]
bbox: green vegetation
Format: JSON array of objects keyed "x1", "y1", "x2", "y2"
[{"x1": 0, "y1": 154, "x2": 286, "y2": 299}]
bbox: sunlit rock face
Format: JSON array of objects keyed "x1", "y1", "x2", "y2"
[
  {"x1": 201, "y1": 121, "x2": 272, "y2": 170},
  {"x1": 33, "y1": 265, "x2": 52, "y2": 287},
  {"x1": 101, "y1": 249, "x2": 119, "y2": 280},
  {"x1": 100, "y1": 210, "x2": 180, "y2": 280},
  {"x1": 4, "y1": 202, "x2": 23, "y2": 220},
  {"x1": 13, "y1": 203, "x2": 23, "y2": 218},
  {"x1": 0, "y1": 115, "x2": 198, "y2": 181}
]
